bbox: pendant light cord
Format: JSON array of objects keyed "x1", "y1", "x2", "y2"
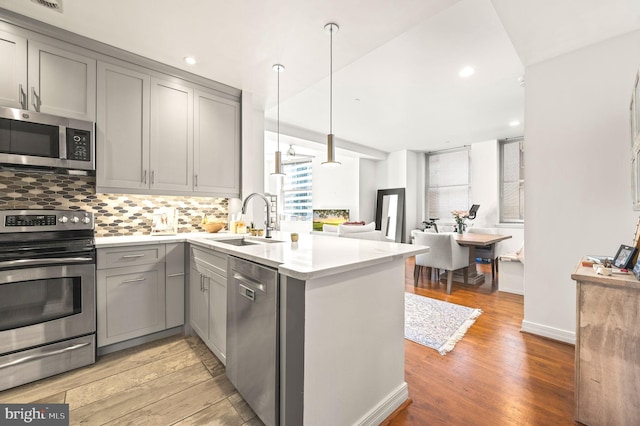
[
  {"x1": 277, "y1": 66, "x2": 280, "y2": 152},
  {"x1": 329, "y1": 25, "x2": 333, "y2": 135}
]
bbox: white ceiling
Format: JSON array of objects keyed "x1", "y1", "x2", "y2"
[{"x1": 1, "y1": 0, "x2": 639, "y2": 154}]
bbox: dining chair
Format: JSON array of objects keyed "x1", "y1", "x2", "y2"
[{"x1": 412, "y1": 231, "x2": 470, "y2": 294}]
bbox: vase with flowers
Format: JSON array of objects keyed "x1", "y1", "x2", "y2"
[{"x1": 451, "y1": 210, "x2": 469, "y2": 234}]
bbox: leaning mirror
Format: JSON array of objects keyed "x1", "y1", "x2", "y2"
[{"x1": 375, "y1": 188, "x2": 406, "y2": 243}]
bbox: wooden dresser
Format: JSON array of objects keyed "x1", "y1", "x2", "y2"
[{"x1": 571, "y1": 261, "x2": 640, "y2": 425}]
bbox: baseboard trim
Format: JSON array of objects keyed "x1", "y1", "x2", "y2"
[
  {"x1": 499, "y1": 287, "x2": 524, "y2": 295},
  {"x1": 97, "y1": 326, "x2": 184, "y2": 356},
  {"x1": 357, "y1": 382, "x2": 409, "y2": 426},
  {"x1": 521, "y1": 320, "x2": 575, "y2": 344},
  {"x1": 379, "y1": 398, "x2": 412, "y2": 426}
]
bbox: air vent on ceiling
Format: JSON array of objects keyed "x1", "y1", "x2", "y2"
[{"x1": 30, "y1": 0, "x2": 63, "y2": 12}]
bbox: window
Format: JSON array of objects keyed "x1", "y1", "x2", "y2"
[
  {"x1": 281, "y1": 160, "x2": 313, "y2": 221},
  {"x1": 426, "y1": 149, "x2": 470, "y2": 220},
  {"x1": 500, "y1": 138, "x2": 524, "y2": 223}
]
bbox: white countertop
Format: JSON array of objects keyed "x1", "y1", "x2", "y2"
[{"x1": 96, "y1": 231, "x2": 429, "y2": 280}]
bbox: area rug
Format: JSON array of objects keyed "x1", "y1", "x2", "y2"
[{"x1": 404, "y1": 292, "x2": 482, "y2": 355}]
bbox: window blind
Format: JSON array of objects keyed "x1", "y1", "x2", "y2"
[
  {"x1": 426, "y1": 149, "x2": 470, "y2": 220},
  {"x1": 500, "y1": 138, "x2": 524, "y2": 222}
]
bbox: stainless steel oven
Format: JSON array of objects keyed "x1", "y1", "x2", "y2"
[{"x1": 0, "y1": 209, "x2": 96, "y2": 392}]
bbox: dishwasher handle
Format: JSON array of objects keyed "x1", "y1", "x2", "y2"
[
  {"x1": 232, "y1": 272, "x2": 265, "y2": 292},
  {"x1": 239, "y1": 283, "x2": 256, "y2": 302}
]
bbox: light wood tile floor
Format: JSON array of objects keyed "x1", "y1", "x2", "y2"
[{"x1": 0, "y1": 335, "x2": 264, "y2": 426}]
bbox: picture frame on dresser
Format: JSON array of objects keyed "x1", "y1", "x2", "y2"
[{"x1": 612, "y1": 244, "x2": 637, "y2": 269}]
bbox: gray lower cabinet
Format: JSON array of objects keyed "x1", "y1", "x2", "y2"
[
  {"x1": 165, "y1": 243, "x2": 186, "y2": 329},
  {"x1": 189, "y1": 246, "x2": 227, "y2": 365},
  {"x1": 97, "y1": 243, "x2": 185, "y2": 348},
  {"x1": 97, "y1": 263, "x2": 166, "y2": 347}
]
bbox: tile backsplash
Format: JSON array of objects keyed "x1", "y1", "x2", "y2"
[{"x1": 0, "y1": 170, "x2": 228, "y2": 237}]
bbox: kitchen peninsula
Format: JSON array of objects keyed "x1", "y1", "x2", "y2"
[{"x1": 96, "y1": 231, "x2": 428, "y2": 426}]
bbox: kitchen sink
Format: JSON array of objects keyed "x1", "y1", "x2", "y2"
[
  {"x1": 216, "y1": 238, "x2": 259, "y2": 246},
  {"x1": 200, "y1": 236, "x2": 285, "y2": 246}
]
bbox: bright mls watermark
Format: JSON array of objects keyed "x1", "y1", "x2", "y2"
[{"x1": 1, "y1": 404, "x2": 69, "y2": 425}]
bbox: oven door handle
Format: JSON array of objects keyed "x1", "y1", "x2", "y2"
[
  {"x1": 0, "y1": 342, "x2": 90, "y2": 370},
  {"x1": 0, "y1": 257, "x2": 95, "y2": 268}
]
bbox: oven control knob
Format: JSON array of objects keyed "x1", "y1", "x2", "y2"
[
  {"x1": 59, "y1": 216, "x2": 68, "y2": 223},
  {"x1": 70, "y1": 216, "x2": 80, "y2": 223},
  {"x1": 82, "y1": 216, "x2": 91, "y2": 224}
]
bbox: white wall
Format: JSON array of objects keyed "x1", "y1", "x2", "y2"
[
  {"x1": 241, "y1": 92, "x2": 267, "y2": 226},
  {"x1": 470, "y1": 140, "x2": 499, "y2": 228},
  {"x1": 375, "y1": 150, "x2": 420, "y2": 242},
  {"x1": 359, "y1": 158, "x2": 378, "y2": 223},
  {"x1": 523, "y1": 30, "x2": 640, "y2": 343},
  {"x1": 312, "y1": 155, "x2": 359, "y2": 219}
]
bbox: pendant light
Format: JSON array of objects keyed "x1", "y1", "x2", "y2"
[
  {"x1": 272, "y1": 63, "x2": 285, "y2": 176},
  {"x1": 322, "y1": 23, "x2": 341, "y2": 167}
]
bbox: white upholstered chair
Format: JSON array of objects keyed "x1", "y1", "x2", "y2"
[{"x1": 412, "y1": 231, "x2": 470, "y2": 294}]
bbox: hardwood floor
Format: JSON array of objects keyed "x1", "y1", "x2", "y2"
[
  {"x1": 0, "y1": 259, "x2": 576, "y2": 425},
  {"x1": 393, "y1": 259, "x2": 577, "y2": 425}
]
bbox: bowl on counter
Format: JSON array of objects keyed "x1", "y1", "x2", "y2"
[{"x1": 202, "y1": 222, "x2": 225, "y2": 233}]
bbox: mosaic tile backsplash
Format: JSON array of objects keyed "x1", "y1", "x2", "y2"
[{"x1": 0, "y1": 170, "x2": 228, "y2": 237}]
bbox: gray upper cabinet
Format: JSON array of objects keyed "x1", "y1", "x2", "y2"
[
  {"x1": 97, "y1": 61, "x2": 150, "y2": 190},
  {"x1": 0, "y1": 33, "x2": 96, "y2": 121},
  {"x1": 0, "y1": 30, "x2": 27, "y2": 109},
  {"x1": 194, "y1": 90, "x2": 241, "y2": 197},
  {"x1": 28, "y1": 41, "x2": 96, "y2": 121},
  {"x1": 97, "y1": 61, "x2": 240, "y2": 198},
  {"x1": 150, "y1": 78, "x2": 193, "y2": 192},
  {"x1": 0, "y1": 18, "x2": 240, "y2": 196}
]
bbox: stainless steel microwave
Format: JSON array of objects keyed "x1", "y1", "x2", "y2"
[{"x1": 0, "y1": 106, "x2": 95, "y2": 174}]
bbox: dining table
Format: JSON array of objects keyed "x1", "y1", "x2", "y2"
[{"x1": 452, "y1": 232, "x2": 512, "y2": 285}]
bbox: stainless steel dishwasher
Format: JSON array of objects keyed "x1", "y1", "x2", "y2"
[{"x1": 226, "y1": 255, "x2": 279, "y2": 426}]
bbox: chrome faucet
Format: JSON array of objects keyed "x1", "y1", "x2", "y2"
[{"x1": 241, "y1": 193, "x2": 273, "y2": 238}]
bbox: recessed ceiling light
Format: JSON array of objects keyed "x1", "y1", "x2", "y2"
[
  {"x1": 184, "y1": 56, "x2": 197, "y2": 65},
  {"x1": 459, "y1": 66, "x2": 475, "y2": 78},
  {"x1": 509, "y1": 120, "x2": 520, "y2": 127}
]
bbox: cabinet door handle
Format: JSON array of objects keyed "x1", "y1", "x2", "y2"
[
  {"x1": 167, "y1": 272, "x2": 184, "y2": 277},
  {"x1": 194, "y1": 174, "x2": 198, "y2": 187},
  {"x1": 200, "y1": 274, "x2": 204, "y2": 291},
  {"x1": 151, "y1": 170, "x2": 155, "y2": 185},
  {"x1": 121, "y1": 277, "x2": 146, "y2": 284},
  {"x1": 122, "y1": 254, "x2": 145, "y2": 259},
  {"x1": 31, "y1": 86, "x2": 41, "y2": 111},
  {"x1": 143, "y1": 170, "x2": 147, "y2": 184},
  {"x1": 18, "y1": 84, "x2": 26, "y2": 109}
]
